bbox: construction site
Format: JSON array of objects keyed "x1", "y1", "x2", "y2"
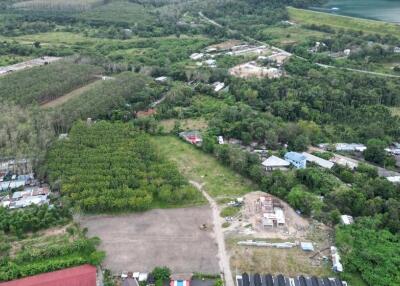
[{"x1": 223, "y1": 192, "x2": 335, "y2": 277}]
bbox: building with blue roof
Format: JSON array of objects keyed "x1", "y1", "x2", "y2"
[{"x1": 284, "y1": 152, "x2": 307, "y2": 169}]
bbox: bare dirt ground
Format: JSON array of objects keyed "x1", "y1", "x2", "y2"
[
  {"x1": 80, "y1": 206, "x2": 219, "y2": 274},
  {"x1": 41, "y1": 80, "x2": 100, "y2": 108}
]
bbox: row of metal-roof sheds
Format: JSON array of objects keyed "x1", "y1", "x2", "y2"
[{"x1": 236, "y1": 273, "x2": 346, "y2": 286}]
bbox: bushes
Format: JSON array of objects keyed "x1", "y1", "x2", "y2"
[
  {"x1": 336, "y1": 218, "x2": 400, "y2": 286},
  {"x1": 46, "y1": 121, "x2": 198, "y2": 212},
  {"x1": 151, "y1": 266, "x2": 171, "y2": 281},
  {"x1": 0, "y1": 205, "x2": 71, "y2": 238}
]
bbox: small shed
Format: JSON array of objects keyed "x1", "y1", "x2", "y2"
[
  {"x1": 300, "y1": 242, "x2": 314, "y2": 252},
  {"x1": 340, "y1": 215, "x2": 354, "y2": 225}
]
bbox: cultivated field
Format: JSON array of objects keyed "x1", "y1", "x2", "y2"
[
  {"x1": 80, "y1": 206, "x2": 219, "y2": 274},
  {"x1": 14, "y1": 0, "x2": 104, "y2": 11},
  {"x1": 79, "y1": 1, "x2": 156, "y2": 24}
]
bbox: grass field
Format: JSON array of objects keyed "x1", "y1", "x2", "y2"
[
  {"x1": 41, "y1": 79, "x2": 101, "y2": 108},
  {"x1": 288, "y1": 7, "x2": 400, "y2": 37},
  {"x1": 153, "y1": 136, "x2": 256, "y2": 199},
  {"x1": 13, "y1": 32, "x2": 105, "y2": 46},
  {"x1": 159, "y1": 118, "x2": 208, "y2": 133},
  {"x1": 260, "y1": 25, "x2": 328, "y2": 46}
]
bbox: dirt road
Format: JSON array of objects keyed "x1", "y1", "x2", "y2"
[
  {"x1": 190, "y1": 180, "x2": 235, "y2": 286},
  {"x1": 41, "y1": 80, "x2": 100, "y2": 108}
]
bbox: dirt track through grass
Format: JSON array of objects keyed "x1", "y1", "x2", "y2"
[{"x1": 41, "y1": 80, "x2": 100, "y2": 108}]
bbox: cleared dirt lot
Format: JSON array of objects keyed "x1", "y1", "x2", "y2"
[{"x1": 80, "y1": 206, "x2": 219, "y2": 274}]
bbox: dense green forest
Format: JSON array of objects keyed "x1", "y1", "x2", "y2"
[
  {"x1": 336, "y1": 218, "x2": 400, "y2": 286},
  {"x1": 45, "y1": 121, "x2": 201, "y2": 212}
]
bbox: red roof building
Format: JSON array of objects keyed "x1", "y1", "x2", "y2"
[{"x1": 0, "y1": 264, "x2": 97, "y2": 286}]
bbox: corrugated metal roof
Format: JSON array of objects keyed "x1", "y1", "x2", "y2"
[
  {"x1": 0, "y1": 264, "x2": 96, "y2": 286},
  {"x1": 285, "y1": 152, "x2": 306, "y2": 162},
  {"x1": 262, "y1": 156, "x2": 290, "y2": 167}
]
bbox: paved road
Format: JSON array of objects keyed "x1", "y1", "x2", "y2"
[
  {"x1": 190, "y1": 180, "x2": 235, "y2": 286},
  {"x1": 198, "y1": 12, "x2": 400, "y2": 78}
]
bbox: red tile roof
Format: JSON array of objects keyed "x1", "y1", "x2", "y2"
[{"x1": 0, "y1": 264, "x2": 97, "y2": 286}]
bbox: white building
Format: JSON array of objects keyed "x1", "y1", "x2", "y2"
[
  {"x1": 335, "y1": 143, "x2": 366, "y2": 152},
  {"x1": 262, "y1": 207, "x2": 285, "y2": 228},
  {"x1": 190, "y1": 53, "x2": 204, "y2": 60},
  {"x1": 302, "y1": 152, "x2": 334, "y2": 169},
  {"x1": 218, "y1": 136, "x2": 224, "y2": 145},
  {"x1": 212, "y1": 82, "x2": 225, "y2": 92},
  {"x1": 155, "y1": 76, "x2": 168, "y2": 83},
  {"x1": 203, "y1": 59, "x2": 216, "y2": 68},
  {"x1": 331, "y1": 246, "x2": 343, "y2": 272},
  {"x1": 262, "y1": 155, "x2": 290, "y2": 171},
  {"x1": 386, "y1": 176, "x2": 400, "y2": 184},
  {"x1": 340, "y1": 215, "x2": 354, "y2": 225}
]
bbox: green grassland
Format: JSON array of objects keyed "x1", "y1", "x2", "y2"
[
  {"x1": 153, "y1": 136, "x2": 256, "y2": 199},
  {"x1": 0, "y1": 54, "x2": 31, "y2": 66},
  {"x1": 288, "y1": 7, "x2": 400, "y2": 37},
  {"x1": 259, "y1": 25, "x2": 329, "y2": 46}
]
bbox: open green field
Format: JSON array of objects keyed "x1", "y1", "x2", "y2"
[
  {"x1": 159, "y1": 118, "x2": 208, "y2": 133},
  {"x1": 13, "y1": 31, "x2": 110, "y2": 46},
  {"x1": 288, "y1": 7, "x2": 400, "y2": 37},
  {"x1": 153, "y1": 136, "x2": 256, "y2": 199},
  {"x1": 260, "y1": 25, "x2": 328, "y2": 46}
]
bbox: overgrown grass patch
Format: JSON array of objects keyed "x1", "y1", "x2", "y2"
[{"x1": 153, "y1": 136, "x2": 256, "y2": 199}]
